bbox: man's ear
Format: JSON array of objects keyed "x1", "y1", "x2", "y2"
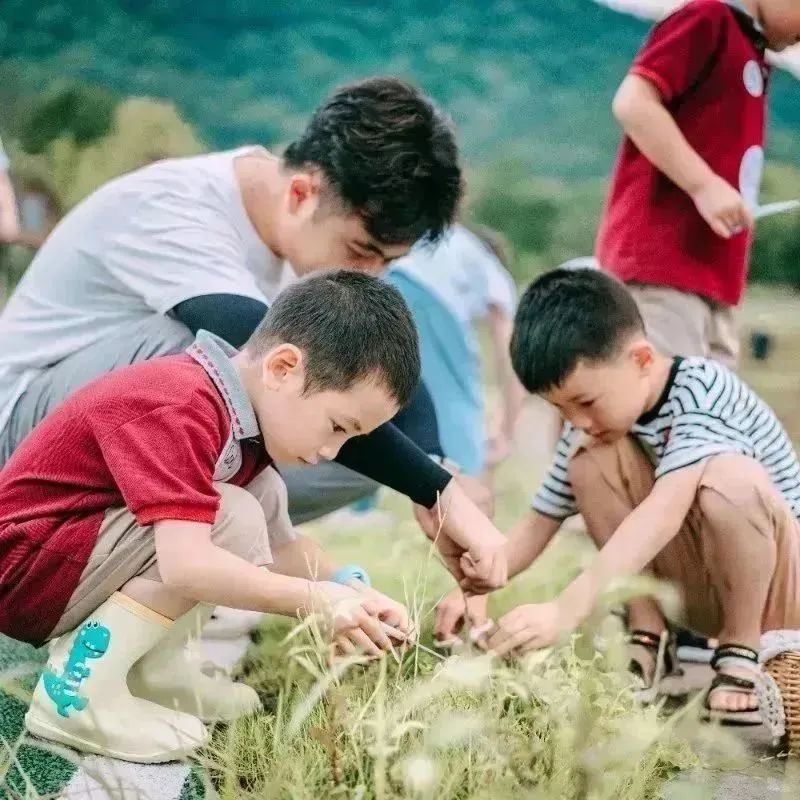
[
  {"x1": 262, "y1": 343, "x2": 304, "y2": 389},
  {"x1": 287, "y1": 172, "x2": 321, "y2": 215}
]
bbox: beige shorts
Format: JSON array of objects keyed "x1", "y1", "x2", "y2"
[
  {"x1": 570, "y1": 435, "x2": 800, "y2": 636},
  {"x1": 627, "y1": 284, "x2": 739, "y2": 369},
  {"x1": 50, "y1": 468, "x2": 294, "y2": 639}
]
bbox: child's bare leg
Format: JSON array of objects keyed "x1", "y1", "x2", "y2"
[
  {"x1": 688, "y1": 455, "x2": 800, "y2": 713},
  {"x1": 119, "y1": 577, "x2": 195, "y2": 620}
]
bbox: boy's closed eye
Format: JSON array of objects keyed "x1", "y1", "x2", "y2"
[{"x1": 331, "y1": 421, "x2": 346, "y2": 434}]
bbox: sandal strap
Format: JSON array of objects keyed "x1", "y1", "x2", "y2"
[
  {"x1": 628, "y1": 629, "x2": 663, "y2": 651},
  {"x1": 709, "y1": 672, "x2": 756, "y2": 693},
  {"x1": 710, "y1": 643, "x2": 758, "y2": 671}
]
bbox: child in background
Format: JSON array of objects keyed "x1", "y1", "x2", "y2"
[
  {"x1": 438, "y1": 268, "x2": 800, "y2": 725},
  {"x1": 0, "y1": 272, "x2": 507, "y2": 763},
  {"x1": 387, "y1": 224, "x2": 525, "y2": 479},
  {"x1": 597, "y1": 0, "x2": 800, "y2": 368}
]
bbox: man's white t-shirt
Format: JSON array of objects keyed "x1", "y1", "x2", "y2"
[
  {"x1": 0, "y1": 147, "x2": 284, "y2": 432},
  {"x1": 389, "y1": 225, "x2": 517, "y2": 329}
]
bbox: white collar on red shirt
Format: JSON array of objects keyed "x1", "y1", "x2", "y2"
[{"x1": 186, "y1": 330, "x2": 260, "y2": 441}]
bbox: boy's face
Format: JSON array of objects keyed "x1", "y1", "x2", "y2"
[
  {"x1": 542, "y1": 341, "x2": 657, "y2": 443},
  {"x1": 761, "y1": 0, "x2": 800, "y2": 50},
  {"x1": 251, "y1": 344, "x2": 400, "y2": 465},
  {"x1": 275, "y1": 172, "x2": 411, "y2": 276}
]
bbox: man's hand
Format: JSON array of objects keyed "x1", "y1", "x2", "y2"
[
  {"x1": 690, "y1": 174, "x2": 754, "y2": 239},
  {"x1": 486, "y1": 601, "x2": 564, "y2": 656},
  {"x1": 414, "y1": 479, "x2": 507, "y2": 592},
  {"x1": 434, "y1": 588, "x2": 490, "y2": 645}
]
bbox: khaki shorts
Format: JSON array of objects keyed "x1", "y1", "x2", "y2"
[
  {"x1": 49, "y1": 468, "x2": 295, "y2": 639},
  {"x1": 627, "y1": 284, "x2": 739, "y2": 369},
  {"x1": 569, "y1": 435, "x2": 800, "y2": 636}
]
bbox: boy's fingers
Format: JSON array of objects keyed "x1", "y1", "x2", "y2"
[
  {"x1": 348, "y1": 628, "x2": 382, "y2": 657},
  {"x1": 708, "y1": 215, "x2": 732, "y2": 239},
  {"x1": 335, "y1": 635, "x2": 357, "y2": 655},
  {"x1": 490, "y1": 628, "x2": 534, "y2": 657},
  {"x1": 356, "y1": 611, "x2": 393, "y2": 651}
]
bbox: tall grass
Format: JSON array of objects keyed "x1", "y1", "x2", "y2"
[{"x1": 193, "y1": 495, "x2": 740, "y2": 800}]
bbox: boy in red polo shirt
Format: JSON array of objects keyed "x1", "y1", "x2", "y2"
[
  {"x1": 0, "y1": 271, "x2": 508, "y2": 762},
  {"x1": 596, "y1": 0, "x2": 800, "y2": 368}
]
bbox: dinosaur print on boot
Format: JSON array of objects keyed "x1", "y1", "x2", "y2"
[{"x1": 43, "y1": 621, "x2": 110, "y2": 717}]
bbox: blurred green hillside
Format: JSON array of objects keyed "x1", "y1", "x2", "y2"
[
  {"x1": 1, "y1": 0, "x2": 799, "y2": 285},
  {"x1": 2, "y1": 0, "x2": 799, "y2": 178}
]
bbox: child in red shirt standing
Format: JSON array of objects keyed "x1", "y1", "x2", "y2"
[{"x1": 596, "y1": 0, "x2": 800, "y2": 368}]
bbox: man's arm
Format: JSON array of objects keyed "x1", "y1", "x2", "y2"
[{"x1": 612, "y1": 75, "x2": 752, "y2": 239}]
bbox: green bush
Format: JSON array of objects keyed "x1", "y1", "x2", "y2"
[{"x1": 15, "y1": 81, "x2": 117, "y2": 155}]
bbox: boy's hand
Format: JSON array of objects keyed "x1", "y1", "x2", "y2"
[
  {"x1": 486, "y1": 601, "x2": 564, "y2": 656},
  {"x1": 434, "y1": 588, "x2": 490, "y2": 645},
  {"x1": 349, "y1": 583, "x2": 412, "y2": 639},
  {"x1": 309, "y1": 581, "x2": 393, "y2": 656},
  {"x1": 690, "y1": 174, "x2": 754, "y2": 239}
]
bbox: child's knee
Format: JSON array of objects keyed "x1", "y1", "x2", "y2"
[
  {"x1": 697, "y1": 455, "x2": 774, "y2": 534},
  {"x1": 214, "y1": 483, "x2": 270, "y2": 564},
  {"x1": 566, "y1": 449, "x2": 594, "y2": 492}
]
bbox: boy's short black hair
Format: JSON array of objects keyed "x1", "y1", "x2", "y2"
[
  {"x1": 247, "y1": 270, "x2": 420, "y2": 408},
  {"x1": 283, "y1": 77, "x2": 462, "y2": 247},
  {"x1": 510, "y1": 268, "x2": 645, "y2": 393}
]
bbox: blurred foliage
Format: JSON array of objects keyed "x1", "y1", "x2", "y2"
[
  {"x1": 467, "y1": 159, "x2": 800, "y2": 289},
  {"x1": 1, "y1": 0, "x2": 798, "y2": 288},
  {"x1": 8, "y1": 96, "x2": 205, "y2": 212},
  {"x1": 14, "y1": 80, "x2": 117, "y2": 155},
  {"x1": 751, "y1": 162, "x2": 800, "y2": 288},
  {"x1": 0, "y1": 0, "x2": 798, "y2": 180}
]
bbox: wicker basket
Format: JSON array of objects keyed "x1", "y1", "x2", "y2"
[{"x1": 765, "y1": 651, "x2": 800, "y2": 754}]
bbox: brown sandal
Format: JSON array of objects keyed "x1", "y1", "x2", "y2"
[
  {"x1": 627, "y1": 629, "x2": 680, "y2": 704},
  {"x1": 700, "y1": 644, "x2": 762, "y2": 726}
]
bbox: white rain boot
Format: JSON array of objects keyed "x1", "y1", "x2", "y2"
[
  {"x1": 25, "y1": 593, "x2": 208, "y2": 763},
  {"x1": 128, "y1": 604, "x2": 261, "y2": 722}
]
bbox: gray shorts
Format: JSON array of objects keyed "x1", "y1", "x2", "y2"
[{"x1": 0, "y1": 314, "x2": 378, "y2": 524}]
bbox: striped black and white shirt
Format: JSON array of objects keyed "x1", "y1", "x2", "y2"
[{"x1": 532, "y1": 357, "x2": 800, "y2": 520}]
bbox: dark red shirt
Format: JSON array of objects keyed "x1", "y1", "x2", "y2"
[
  {"x1": 0, "y1": 353, "x2": 271, "y2": 646},
  {"x1": 596, "y1": 0, "x2": 769, "y2": 306}
]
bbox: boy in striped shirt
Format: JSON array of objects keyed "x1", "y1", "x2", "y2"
[{"x1": 442, "y1": 267, "x2": 800, "y2": 723}]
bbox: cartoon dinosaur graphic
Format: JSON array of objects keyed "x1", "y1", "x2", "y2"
[{"x1": 43, "y1": 620, "x2": 110, "y2": 718}]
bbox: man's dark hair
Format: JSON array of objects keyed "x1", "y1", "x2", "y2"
[
  {"x1": 510, "y1": 268, "x2": 645, "y2": 393},
  {"x1": 247, "y1": 270, "x2": 420, "y2": 407},
  {"x1": 284, "y1": 77, "x2": 462, "y2": 246}
]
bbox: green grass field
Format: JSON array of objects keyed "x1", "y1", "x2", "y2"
[{"x1": 2, "y1": 288, "x2": 800, "y2": 799}]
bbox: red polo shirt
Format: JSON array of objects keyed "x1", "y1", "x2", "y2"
[
  {"x1": 0, "y1": 354, "x2": 271, "y2": 646},
  {"x1": 596, "y1": 0, "x2": 769, "y2": 307}
]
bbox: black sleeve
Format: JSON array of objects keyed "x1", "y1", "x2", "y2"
[
  {"x1": 170, "y1": 292, "x2": 452, "y2": 507},
  {"x1": 336, "y1": 422, "x2": 451, "y2": 508},
  {"x1": 391, "y1": 381, "x2": 445, "y2": 457},
  {"x1": 172, "y1": 293, "x2": 268, "y2": 348}
]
